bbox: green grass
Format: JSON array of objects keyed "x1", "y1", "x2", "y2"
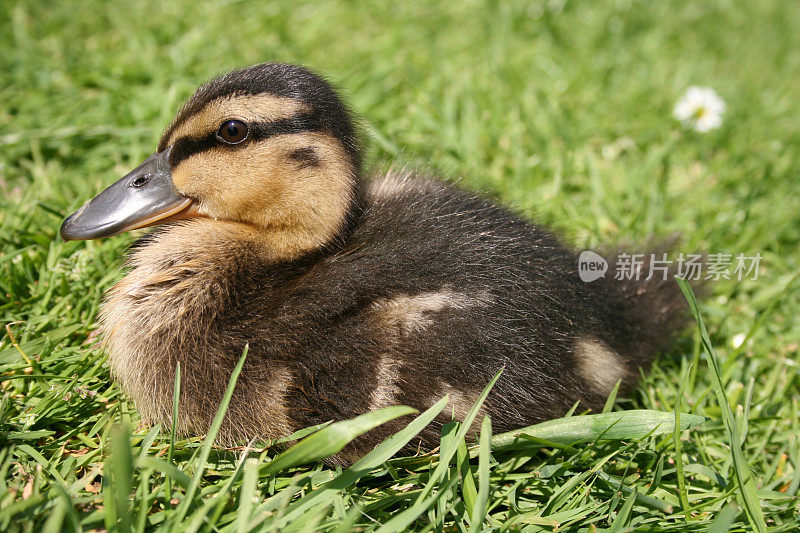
[{"x1": 1, "y1": 0, "x2": 799, "y2": 530}]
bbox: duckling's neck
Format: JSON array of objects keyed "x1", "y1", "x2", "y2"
[
  {"x1": 258, "y1": 222, "x2": 336, "y2": 262},
  {"x1": 105, "y1": 220, "x2": 285, "y2": 340},
  {"x1": 174, "y1": 207, "x2": 355, "y2": 264},
  {"x1": 236, "y1": 184, "x2": 363, "y2": 262}
]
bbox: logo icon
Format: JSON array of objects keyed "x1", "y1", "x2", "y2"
[{"x1": 578, "y1": 251, "x2": 608, "y2": 282}]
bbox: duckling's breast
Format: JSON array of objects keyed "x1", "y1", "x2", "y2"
[{"x1": 101, "y1": 220, "x2": 300, "y2": 442}]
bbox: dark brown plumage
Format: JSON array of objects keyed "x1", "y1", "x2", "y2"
[{"x1": 62, "y1": 63, "x2": 688, "y2": 464}]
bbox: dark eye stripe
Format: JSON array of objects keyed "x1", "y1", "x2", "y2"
[{"x1": 169, "y1": 113, "x2": 323, "y2": 168}]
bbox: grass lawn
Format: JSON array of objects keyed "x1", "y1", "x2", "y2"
[{"x1": 1, "y1": 0, "x2": 799, "y2": 530}]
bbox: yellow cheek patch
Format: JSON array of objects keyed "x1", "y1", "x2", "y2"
[
  {"x1": 168, "y1": 131, "x2": 355, "y2": 261},
  {"x1": 170, "y1": 142, "x2": 287, "y2": 220},
  {"x1": 171, "y1": 132, "x2": 352, "y2": 209},
  {"x1": 171, "y1": 147, "x2": 241, "y2": 194},
  {"x1": 163, "y1": 94, "x2": 311, "y2": 148}
]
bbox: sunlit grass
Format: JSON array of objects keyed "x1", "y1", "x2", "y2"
[{"x1": 1, "y1": 0, "x2": 799, "y2": 530}]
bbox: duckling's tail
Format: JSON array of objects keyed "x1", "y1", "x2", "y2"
[{"x1": 598, "y1": 239, "x2": 697, "y2": 367}]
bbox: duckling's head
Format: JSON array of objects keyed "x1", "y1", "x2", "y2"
[{"x1": 61, "y1": 63, "x2": 360, "y2": 259}]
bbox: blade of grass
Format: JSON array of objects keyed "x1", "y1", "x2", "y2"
[
  {"x1": 602, "y1": 379, "x2": 622, "y2": 413},
  {"x1": 491, "y1": 410, "x2": 706, "y2": 452},
  {"x1": 677, "y1": 279, "x2": 767, "y2": 533},
  {"x1": 105, "y1": 424, "x2": 133, "y2": 533},
  {"x1": 673, "y1": 364, "x2": 691, "y2": 516},
  {"x1": 40, "y1": 493, "x2": 66, "y2": 533},
  {"x1": 171, "y1": 344, "x2": 249, "y2": 525},
  {"x1": 456, "y1": 437, "x2": 478, "y2": 517},
  {"x1": 273, "y1": 421, "x2": 332, "y2": 445},
  {"x1": 594, "y1": 471, "x2": 673, "y2": 513},
  {"x1": 235, "y1": 458, "x2": 259, "y2": 533},
  {"x1": 280, "y1": 503, "x2": 332, "y2": 533},
  {"x1": 708, "y1": 503, "x2": 740, "y2": 533},
  {"x1": 468, "y1": 415, "x2": 492, "y2": 533},
  {"x1": 263, "y1": 405, "x2": 416, "y2": 475},
  {"x1": 375, "y1": 370, "x2": 502, "y2": 532},
  {"x1": 330, "y1": 504, "x2": 363, "y2": 533},
  {"x1": 608, "y1": 488, "x2": 637, "y2": 532},
  {"x1": 53, "y1": 483, "x2": 81, "y2": 533},
  {"x1": 183, "y1": 443, "x2": 258, "y2": 533},
  {"x1": 165, "y1": 361, "x2": 180, "y2": 504},
  {"x1": 199, "y1": 453, "x2": 253, "y2": 531},
  {"x1": 267, "y1": 396, "x2": 450, "y2": 530},
  {"x1": 375, "y1": 468, "x2": 463, "y2": 533},
  {"x1": 137, "y1": 425, "x2": 161, "y2": 458},
  {"x1": 135, "y1": 457, "x2": 191, "y2": 489},
  {"x1": 42, "y1": 483, "x2": 80, "y2": 533},
  {"x1": 134, "y1": 467, "x2": 153, "y2": 533}
]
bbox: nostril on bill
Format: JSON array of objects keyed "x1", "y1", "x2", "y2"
[{"x1": 131, "y1": 174, "x2": 151, "y2": 188}]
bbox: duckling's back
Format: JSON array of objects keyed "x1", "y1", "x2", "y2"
[{"x1": 264, "y1": 170, "x2": 688, "y2": 461}]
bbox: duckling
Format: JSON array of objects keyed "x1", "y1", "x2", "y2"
[{"x1": 60, "y1": 63, "x2": 687, "y2": 464}]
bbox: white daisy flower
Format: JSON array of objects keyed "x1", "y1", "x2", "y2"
[{"x1": 673, "y1": 86, "x2": 726, "y2": 133}]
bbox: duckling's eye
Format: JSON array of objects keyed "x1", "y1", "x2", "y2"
[{"x1": 216, "y1": 120, "x2": 249, "y2": 145}]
